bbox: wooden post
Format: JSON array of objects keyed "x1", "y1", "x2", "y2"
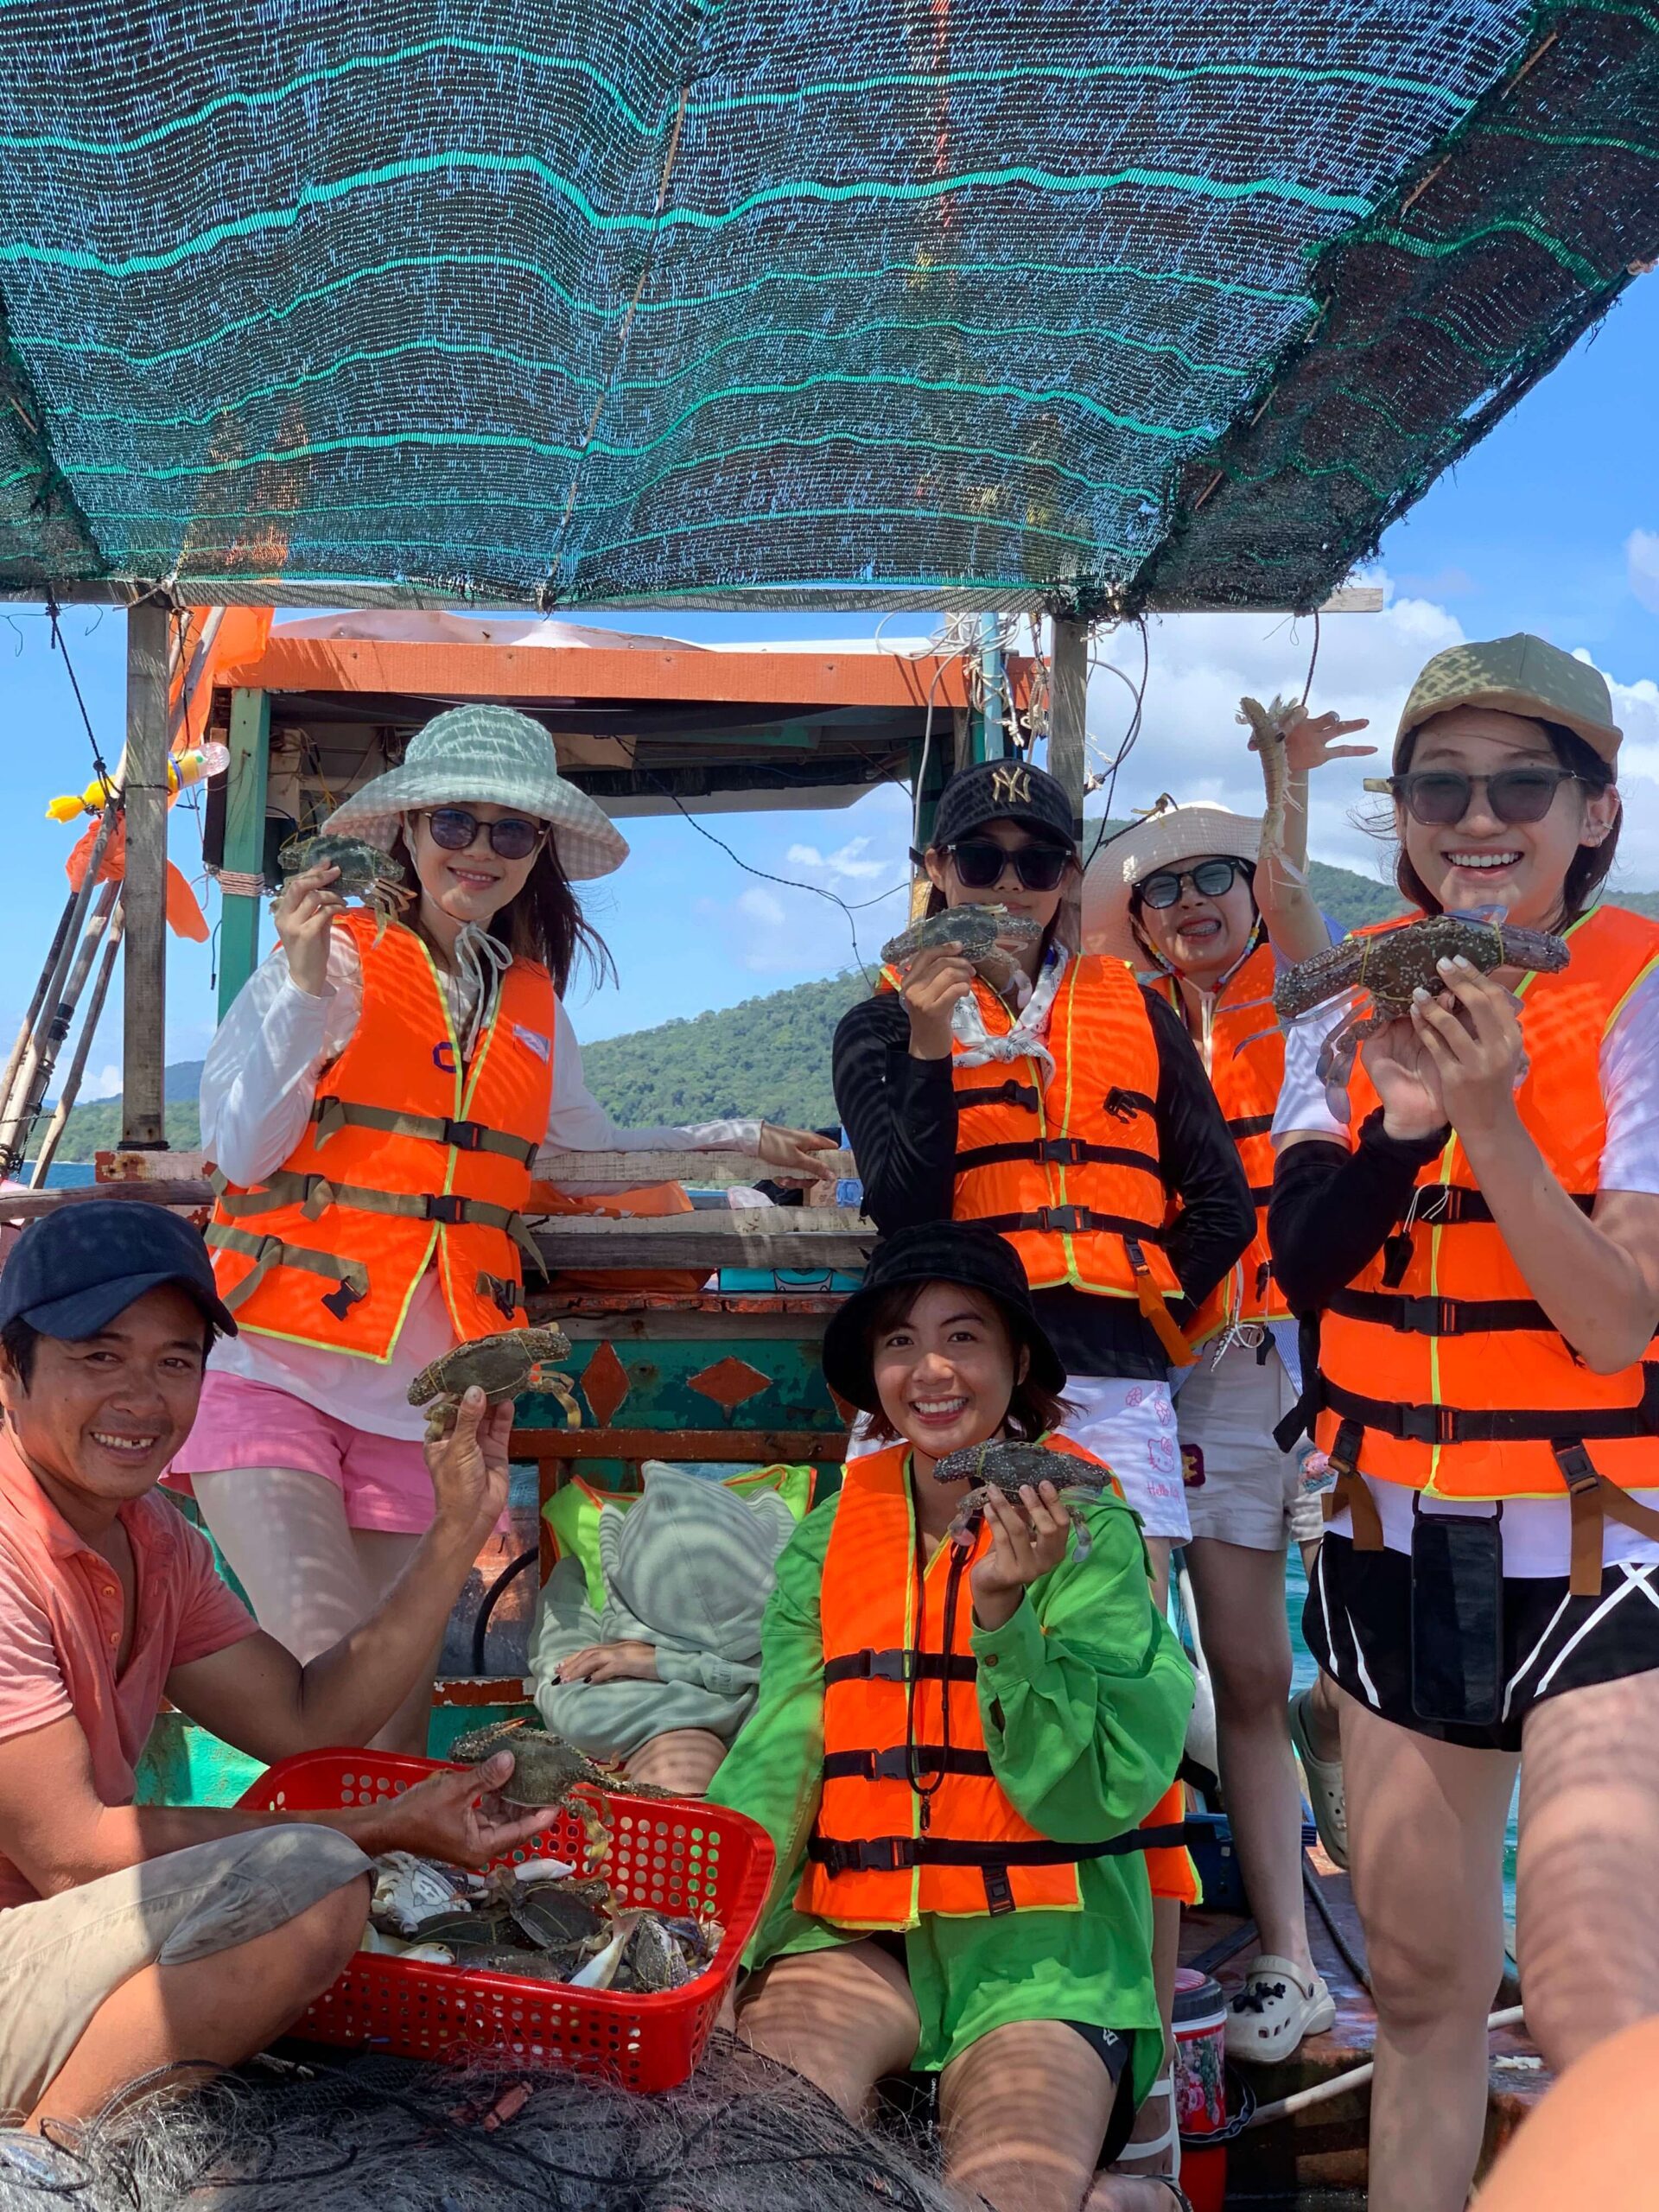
[
  {"x1": 1048, "y1": 616, "x2": 1090, "y2": 847},
  {"x1": 120, "y1": 601, "x2": 170, "y2": 1149},
  {"x1": 216, "y1": 687, "x2": 271, "y2": 1022}
]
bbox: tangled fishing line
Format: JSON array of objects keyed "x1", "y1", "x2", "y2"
[{"x1": 0, "y1": 2037, "x2": 962, "y2": 2212}]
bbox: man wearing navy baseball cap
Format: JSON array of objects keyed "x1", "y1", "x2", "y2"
[{"x1": 0, "y1": 1201, "x2": 556, "y2": 2139}]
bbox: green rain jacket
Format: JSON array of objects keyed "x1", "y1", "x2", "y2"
[{"x1": 706, "y1": 1472, "x2": 1195, "y2": 2101}]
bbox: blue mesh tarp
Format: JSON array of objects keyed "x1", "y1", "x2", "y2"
[{"x1": 0, "y1": 0, "x2": 1654, "y2": 608}]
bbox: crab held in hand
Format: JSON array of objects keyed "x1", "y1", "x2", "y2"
[
  {"x1": 882, "y1": 905, "x2": 1043, "y2": 993},
  {"x1": 276, "y1": 831, "x2": 412, "y2": 942},
  {"x1": 932, "y1": 1440, "x2": 1116, "y2": 1562},
  {"x1": 1274, "y1": 909, "x2": 1569, "y2": 1097},
  {"x1": 407, "y1": 1325, "x2": 577, "y2": 1443}
]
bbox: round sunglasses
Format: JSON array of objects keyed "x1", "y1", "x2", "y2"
[
  {"x1": 423, "y1": 807, "x2": 546, "y2": 861},
  {"x1": 1367, "y1": 768, "x2": 1583, "y2": 828},
  {"x1": 944, "y1": 839, "x2": 1071, "y2": 892},
  {"x1": 1135, "y1": 856, "x2": 1251, "y2": 910}
]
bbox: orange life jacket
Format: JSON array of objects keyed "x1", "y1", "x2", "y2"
[
  {"x1": 1152, "y1": 940, "x2": 1288, "y2": 1344},
  {"x1": 874, "y1": 952, "x2": 1185, "y2": 1355},
  {"x1": 206, "y1": 909, "x2": 554, "y2": 1359},
  {"x1": 798, "y1": 1436, "x2": 1185, "y2": 1926},
  {"x1": 1308, "y1": 904, "x2": 1659, "y2": 1589}
]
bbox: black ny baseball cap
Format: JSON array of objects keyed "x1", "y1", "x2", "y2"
[
  {"x1": 0, "y1": 1199, "x2": 237, "y2": 1340},
  {"x1": 929, "y1": 758, "x2": 1077, "y2": 853}
]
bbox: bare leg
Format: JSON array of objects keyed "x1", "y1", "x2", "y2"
[
  {"x1": 1516, "y1": 1665, "x2": 1659, "y2": 2073},
  {"x1": 353, "y1": 1529, "x2": 438, "y2": 1756},
  {"x1": 1114, "y1": 1896, "x2": 1179, "y2": 2177},
  {"x1": 625, "y1": 1728, "x2": 728, "y2": 1796},
  {"x1": 194, "y1": 1471, "x2": 435, "y2": 1756},
  {"x1": 29, "y1": 1878, "x2": 370, "y2": 2128},
  {"x1": 735, "y1": 1940, "x2": 920, "y2": 2119},
  {"x1": 1143, "y1": 1537, "x2": 1172, "y2": 1613},
  {"x1": 940, "y1": 2019, "x2": 1122, "y2": 2212},
  {"x1": 1184, "y1": 1535, "x2": 1312, "y2": 1976},
  {"x1": 1342, "y1": 1699, "x2": 1516, "y2": 2212}
]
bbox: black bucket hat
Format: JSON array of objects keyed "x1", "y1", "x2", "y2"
[
  {"x1": 822, "y1": 1222, "x2": 1065, "y2": 1414},
  {"x1": 928, "y1": 758, "x2": 1077, "y2": 854}
]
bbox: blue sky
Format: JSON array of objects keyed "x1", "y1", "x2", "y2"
[{"x1": 3, "y1": 273, "x2": 1656, "y2": 1089}]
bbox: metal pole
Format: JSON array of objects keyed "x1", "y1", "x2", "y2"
[
  {"x1": 28, "y1": 896, "x2": 124, "y2": 1187},
  {"x1": 0, "y1": 889, "x2": 80, "y2": 1124},
  {"x1": 1048, "y1": 616, "x2": 1090, "y2": 847},
  {"x1": 121, "y1": 600, "x2": 171, "y2": 1149},
  {"x1": 0, "y1": 804, "x2": 121, "y2": 1170}
]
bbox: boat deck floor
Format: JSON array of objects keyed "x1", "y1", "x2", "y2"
[{"x1": 1189, "y1": 1847, "x2": 1548, "y2": 2206}]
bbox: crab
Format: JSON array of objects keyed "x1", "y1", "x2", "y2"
[
  {"x1": 407, "y1": 1325, "x2": 577, "y2": 1443},
  {"x1": 448, "y1": 1717, "x2": 679, "y2": 1860},
  {"x1": 932, "y1": 1440, "x2": 1116, "y2": 1562},
  {"x1": 276, "y1": 831, "x2": 412, "y2": 942},
  {"x1": 881, "y1": 905, "x2": 1043, "y2": 994},
  {"x1": 1274, "y1": 908, "x2": 1570, "y2": 1098}
]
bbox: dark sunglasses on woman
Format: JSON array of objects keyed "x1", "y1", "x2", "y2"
[
  {"x1": 423, "y1": 807, "x2": 546, "y2": 861},
  {"x1": 1366, "y1": 767, "x2": 1583, "y2": 828},
  {"x1": 1135, "y1": 856, "x2": 1251, "y2": 910},
  {"x1": 944, "y1": 839, "x2": 1071, "y2": 892}
]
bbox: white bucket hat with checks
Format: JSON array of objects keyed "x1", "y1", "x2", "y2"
[{"x1": 325, "y1": 703, "x2": 629, "y2": 881}]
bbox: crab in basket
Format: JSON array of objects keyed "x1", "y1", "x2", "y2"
[
  {"x1": 276, "y1": 831, "x2": 412, "y2": 942},
  {"x1": 881, "y1": 906, "x2": 1042, "y2": 995},
  {"x1": 1274, "y1": 908, "x2": 1570, "y2": 1103},
  {"x1": 449, "y1": 1717, "x2": 680, "y2": 1861},
  {"x1": 933, "y1": 1440, "x2": 1116, "y2": 1562},
  {"x1": 407, "y1": 1325, "x2": 578, "y2": 1442}
]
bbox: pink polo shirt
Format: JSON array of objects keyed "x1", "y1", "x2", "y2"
[{"x1": 0, "y1": 1429, "x2": 257, "y2": 1908}]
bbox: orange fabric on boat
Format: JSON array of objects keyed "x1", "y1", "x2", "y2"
[{"x1": 528, "y1": 1178, "x2": 708, "y2": 1294}]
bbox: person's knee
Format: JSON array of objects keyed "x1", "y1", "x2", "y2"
[
  {"x1": 283, "y1": 1873, "x2": 372, "y2": 1996},
  {"x1": 1209, "y1": 1637, "x2": 1293, "y2": 1720},
  {"x1": 1364, "y1": 1914, "x2": 1503, "y2": 2033}
]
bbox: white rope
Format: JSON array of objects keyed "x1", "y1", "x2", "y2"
[{"x1": 210, "y1": 866, "x2": 267, "y2": 898}]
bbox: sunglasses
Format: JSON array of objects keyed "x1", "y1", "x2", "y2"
[
  {"x1": 944, "y1": 839, "x2": 1071, "y2": 892},
  {"x1": 1135, "y1": 857, "x2": 1251, "y2": 910},
  {"x1": 1367, "y1": 768, "x2": 1583, "y2": 828},
  {"x1": 423, "y1": 807, "x2": 546, "y2": 861}
]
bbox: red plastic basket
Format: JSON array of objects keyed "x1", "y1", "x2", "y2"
[{"x1": 238, "y1": 1749, "x2": 774, "y2": 2091}]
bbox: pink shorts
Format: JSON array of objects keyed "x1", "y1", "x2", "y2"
[{"x1": 168, "y1": 1371, "x2": 435, "y2": 1535}]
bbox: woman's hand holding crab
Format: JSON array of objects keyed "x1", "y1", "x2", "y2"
[
  {"x1": 970, "y1": 1481, "x2": 1072, "y2": 1632},
  {"x1": 1409, "y1": 959, "x2": 1527, "y2": 1143}
]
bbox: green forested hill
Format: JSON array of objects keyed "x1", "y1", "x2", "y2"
[{"x1": 34, "y1": 866, "x2": 1659, "y2": 1155}]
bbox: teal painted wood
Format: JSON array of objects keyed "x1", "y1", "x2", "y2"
[
  {"x1": 519, "y1": 1333, "x2": 843, "y2": 1435},
  {"x1": 217, "y1": 686, "x2": 270, "y2": 1021}
]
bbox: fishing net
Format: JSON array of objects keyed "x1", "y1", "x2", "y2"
[
  {"x1": 0, "y1": 0, "x2": 1655, "y2": 610},
  {"x1": 0, "y1": 2037, "x2": 962, "y2": 2212}
]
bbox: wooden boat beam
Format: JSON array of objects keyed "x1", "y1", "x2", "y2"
[{"x1": 120, "y1": 600, "x2": 171, "y2": 1149}]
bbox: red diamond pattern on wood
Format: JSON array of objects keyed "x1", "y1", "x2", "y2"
[
  {"x1": 686, "y1": 1355, "x2": 773, "y2": 1414},
  {"x1": 580, "y1": 1339, "x2": 631, "y2": 1427}
]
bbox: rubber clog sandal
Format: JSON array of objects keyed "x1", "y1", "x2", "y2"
[
  {"x1": 1224, "y1": 1955, "x2": 1337, "y2": 2063},
  {"x1": 1288, "y1": 1686, "x2": 1349, "y2": 1871}
]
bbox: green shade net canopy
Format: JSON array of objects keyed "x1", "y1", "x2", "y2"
[{"x1": 0, "y1": 0, "x2": 1655, "y2": 612}]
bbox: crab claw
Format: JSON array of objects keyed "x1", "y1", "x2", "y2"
[{"x1": 532, "y1": 1367, "x2": 582, "y2": 1431}]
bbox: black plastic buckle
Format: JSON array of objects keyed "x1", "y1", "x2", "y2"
[
  {"x1": 1328, "y1": 1418, "x2": 1364, "y2": 1478},
  {"x1": 320, "y1": 1280, "x2": 367, "y2": 1322},
  {"x1": 1398, "y1": 1402, "x2": 1458, "y2": 1446},
  {"x1": 443, "y1": 1117, "x2": 486, "y2": 1153},
  {"x1": 1401, "y1": 1296, "x2": 1451, "y2": 1336},
  {"x1": 842, "y1": 1649, "x2": 913, "y2": 1682},
  {"x1": 1036, "y1": 1137, "x2": 1088, "y2": 1166},
  {"x1": 1552, "y1": 1439, "x2": 1598, "y2": 1492},
  {"x1": 423, "y1": 1194, "x2": 468, "y2": 1225},
  {"x1": 863, "y1": 1838, "x2": 916, "y2": 1872},
  {"x1": 1033, "y1": 1205, "x2": 1087, "y2": 1234}
]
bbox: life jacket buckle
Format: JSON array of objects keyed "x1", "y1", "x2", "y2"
[
  {"x1": 443, "y1": 1117, "x2": 487, "y2": 1153},
  {"x1": 1103, "y1": 1087, "x2": 1144, "y2": 1122},
  {"x1": 1401, "y1": 1295, "x2": 1452, "y2": 1336},
  {"x1": 1036, "y1": 1205, "x2": 1088, "y2": 1235},
  {"x1": 1552, "y1": 1440, "x2": 1598, "y2": 1491},
  {"x1": 423, "y1": 1194, "x2": 468, "y2": 1226},
  {"x1": 1035, "y1": 1138, "x2": 1089, "y2": 1166}
]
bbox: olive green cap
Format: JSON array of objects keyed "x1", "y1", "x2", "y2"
[{"x1": 1395, "y1": 633, "x2": 1621, "y2": 767}]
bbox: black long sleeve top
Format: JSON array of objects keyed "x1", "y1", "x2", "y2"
[
  {"x1": 833, "y1": 983, "x2": 1255, "y2": 1382},
  {"x1": 1267, "y1": 1110, "x2": 1453, "y2": 1317}
]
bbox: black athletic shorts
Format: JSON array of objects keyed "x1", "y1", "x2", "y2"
[{"x1": 1306, "y1": 1531, "x2": 1659, "y2": 1752}]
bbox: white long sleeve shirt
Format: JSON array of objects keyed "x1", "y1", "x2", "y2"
[{"x1": 199, "y1": 935, "x2": 761, "y2": 1440}]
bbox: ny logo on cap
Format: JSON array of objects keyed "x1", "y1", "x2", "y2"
[{"x1": 990, "y1": 764, "x2": 1033, "y2": 807}]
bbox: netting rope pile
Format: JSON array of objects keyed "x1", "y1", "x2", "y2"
[{"x1": 0, "y1": 0, "x2": 1655, "y2": 610}]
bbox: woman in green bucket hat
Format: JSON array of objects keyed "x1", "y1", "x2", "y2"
[
  {"x1": 173, "y1": 705, "x2": 833, "y2": 1754},
  {"x1": 1270, "y1": 634, "x2": 1659, "y2": 2212}
]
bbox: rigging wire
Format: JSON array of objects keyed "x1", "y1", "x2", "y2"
[
  {"x1": 1084, "y1": 617, "x2": 1151, "y2": 868},
  {"x1": 1300, "y1": 607, "x2": 1322, "y2": 706},
  {"x1": 44, "y1": 597, "x2": 115, "y2": 791}
]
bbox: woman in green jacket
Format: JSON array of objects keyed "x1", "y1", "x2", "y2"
[{"x1": 708, "y1": 1223, "x2": 1194, "y2": 2212}]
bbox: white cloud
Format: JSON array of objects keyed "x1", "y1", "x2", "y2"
[
  {"x1": 785, "y1": 836, "x2": 890, "y2": 881},
  {"x1": 1082, "y1": 575, "x2": 1659, "y2": 893},
  {"x1": 1626, "y1": 530, "x2": 1659, "y2": 616},
  {"x1": 76, "y1": 1064, "x2": 124, "y2": 1102}
]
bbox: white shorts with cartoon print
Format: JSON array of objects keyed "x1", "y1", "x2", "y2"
[{"x1": 1055, "y1": 1373, "x2": 1190, "y2": 1542}]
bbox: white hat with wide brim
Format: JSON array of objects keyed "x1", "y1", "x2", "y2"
[
  {"x1": 1082, "y1": 799, "x2": 1262, "y2": 965},
  {"x1": 324, "y1": 703, "x2": 629, "y2": 881}
]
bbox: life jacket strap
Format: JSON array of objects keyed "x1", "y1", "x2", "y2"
[
  {"x1": 821, "y1": 1746, "x2": 995, "y2": 1782},
  {"x1": 1325, "y1": 1288, "x2": 1559, "y2": 1337},
  {"x1": 216, "y1": 1168, "x2": 541, "y2": 1268},
  {"x1": 1225, "y1": 1113, "x2": 1275, "y2": 1141},
  {"x1": 476, "y1": 1271, "x2": 527, "y2": 1320},
  {"x1": 311, "y1": 1096, "x2": 539, "y2": 1166},
  {"x1": 1402, "y1": 1184, "x2": 1596, "y2": 1226},
  {"x1": 204, "y1": 1222, "x2": 371, "y2": 1314},
  {"x1": 972, "y1": 1205, "x2": 1167, "y2": 1243},
  {"x1": 955, "y1": 1138, "x2": 1158, "y2": 1175},
  {"x1": 1103, "y1": 1087, "x2": 1157, "y2": 1122},
  {"x1": 822, "y1": 1649, "x2": 977, "y2": 1687},
  {"x1": 807, "y1": 1824, "x2": 1197, "y2": 1876},
  {"x1": 1321, "y1": 1374, "x2": 1659, "y2": 1447},
  {"x1": 1554, "y1": 1439, "x2": 1659, "y2": 1599},
  {"x1": 954, "y1": 1078, "x2": 1042, "y2": 1114}
]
